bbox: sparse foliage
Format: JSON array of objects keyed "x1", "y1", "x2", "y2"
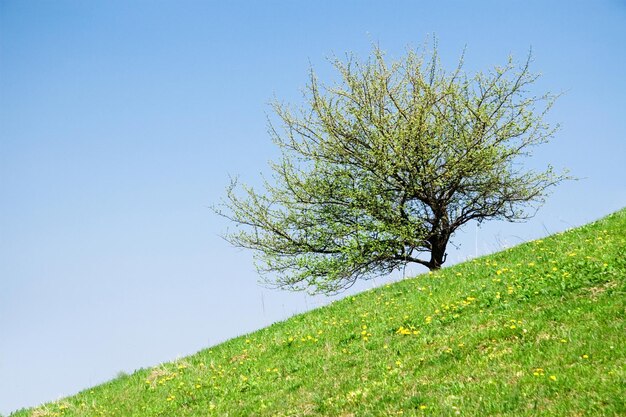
[{"x1": 217, "y1": 42, "x2": 568, "y2": 294}]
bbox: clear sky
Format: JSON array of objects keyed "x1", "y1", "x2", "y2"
[{"x1": 1, "y1": 0, "x2": 625, "y2": 414}]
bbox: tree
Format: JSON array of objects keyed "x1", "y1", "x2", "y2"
[{"x1": 216, "y1": 43, "x2": 568, "y2": 294}]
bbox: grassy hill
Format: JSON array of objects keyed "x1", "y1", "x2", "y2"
[{"x1": 12, "y1": 209, "x2": 625, "y2": 417}]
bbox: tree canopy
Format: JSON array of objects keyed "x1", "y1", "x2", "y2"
[{"x1": 217, "y1": 43, "x2": 568, "y2": 294}]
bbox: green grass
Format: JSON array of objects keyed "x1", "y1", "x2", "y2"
[{"x1": 12, "y1": 209, "x2": 626, "y2": 417}]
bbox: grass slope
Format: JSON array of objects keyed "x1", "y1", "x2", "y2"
[{"x1": 12, "y1": 210, "x2": 626, "y2": 417}]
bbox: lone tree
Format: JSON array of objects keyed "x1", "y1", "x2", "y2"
[{"x1": 217, "y1": 44, "x2": 568, "y2": 294}]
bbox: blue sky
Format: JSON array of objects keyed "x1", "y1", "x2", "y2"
[{"x1": 1, "y1": 0, "x2": 625, "y2": 414}]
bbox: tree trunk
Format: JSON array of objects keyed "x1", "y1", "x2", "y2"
[{"x1": 427, "y1": 234, "x2": 449, "y2": 271}]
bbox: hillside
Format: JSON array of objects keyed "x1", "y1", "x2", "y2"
[{"x1": 11, "y1": 209, "x2": 626, "y2": 416}]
